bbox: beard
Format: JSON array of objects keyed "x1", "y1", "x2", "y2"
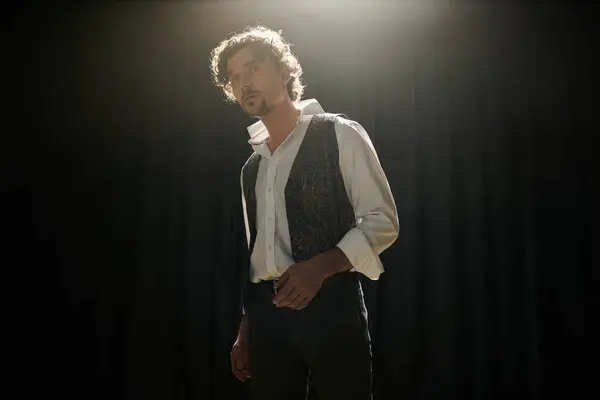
[{"x1": 244, "y1": 96, "x2": 271, "y2": 117}]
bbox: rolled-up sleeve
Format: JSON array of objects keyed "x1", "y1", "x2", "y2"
[{"x1": 335, "y1": 118, "x2": 399, "y2": 280}]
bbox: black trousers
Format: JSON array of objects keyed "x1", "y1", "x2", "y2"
[{"x1": 245, "y1": 271, "x2": 372, "y2": 400}]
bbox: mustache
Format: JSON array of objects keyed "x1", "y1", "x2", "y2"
[{"x1": 242, "y1": 91, "x2": 261, "y2": 101}]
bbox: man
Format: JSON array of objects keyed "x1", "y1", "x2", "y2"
[{"x1": 210, "y1": 26, "x2": 399, "y2": 400}]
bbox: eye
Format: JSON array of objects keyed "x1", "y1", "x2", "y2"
[{"x1": 228, "y1": 74, "x2": 240, "y2": 86}]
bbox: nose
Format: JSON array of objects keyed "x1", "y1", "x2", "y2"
[
  {"x1": 240, "y1": 71, "x2": 253, "y2": 88},
  {"x1": 240, "y1": 83, "x2": 253, "y2": 100}
]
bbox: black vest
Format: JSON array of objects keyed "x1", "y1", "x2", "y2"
[{"x1": 242, "y1": 113, "x2": 356, "y2": 268}]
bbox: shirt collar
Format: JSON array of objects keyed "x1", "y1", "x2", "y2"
[{"x1": 246, "y1": 98, "x2": 326, "y2": 146}]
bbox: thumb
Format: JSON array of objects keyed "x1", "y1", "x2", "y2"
[{"x1": 275, "y1": 269, "x2": 292, "y2": 288}]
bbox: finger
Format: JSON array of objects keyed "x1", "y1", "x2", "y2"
[
  {"x1": 238, "y1": 349, "x2": 250, "y2": 373},
  {"x1": 236, "y1": 359, "x2": 247, "y2": 371},
  {"x1": 276, "y1": 287, "x2": 300, "y2": 307},
  {"x1": 273, "y1": 279, "x2": 295, "y2": 305},
  {"x1": 275, "y1": 286, "x2": 299, "y2": 307},
  {"x1": 274, "y1": 272, "x2": 290, "y2": 290},
  {"x1": 286, "y1": 290, "x2": 308, "y2": 309},
  {"x1": 295, "y1": 294, "x2": 313, "y2": 310},
  {"x1": 240, "y1": 362, "x2": 250, "y2": 378},
  {"x1": 231, "y1": 360, "x2": 246, "y2": 381},
  {"x1": 231, "y1": 351, "x2": 249, "y2": 381},
  {"x1": 279, "y1": 288, "x2": 302, "y2": 308},
  {"x1": 232, "y1": 368, "x2": 246, "y2": 381},
  {"x1": 241, "y1": 366, "x2": 251, "y2": 378},
  {"x1": 234, "y1": 361, "x2": 250, "y2": 381}
]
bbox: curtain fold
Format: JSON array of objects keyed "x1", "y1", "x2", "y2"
[{"x1": 15, "y1": 2, "x2": 592, "y2": 399}]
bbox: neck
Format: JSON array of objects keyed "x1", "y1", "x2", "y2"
[{"x1": 259, "y1": 98, "x2": 300, "y2": 148}]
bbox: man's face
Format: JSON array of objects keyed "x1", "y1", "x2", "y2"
[{"x1": 226, "y1": 46, "x2": 289, "y2": 117}]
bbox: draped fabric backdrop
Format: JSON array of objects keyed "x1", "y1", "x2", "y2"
[{"x1": 10, "y1": 1, "x2": 595, "y2": 400}]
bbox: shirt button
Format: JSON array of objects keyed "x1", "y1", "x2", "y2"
[
  {"x1": 268, "y1": 245, "x2": 272, "y2": 251},
  {"x1": 268, "y1": 188, "x2": 272, "y2": 192}
]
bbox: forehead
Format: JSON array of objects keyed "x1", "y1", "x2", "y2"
[{"x1": 226, "y1": 46, "x2": 267, "y2": 75}]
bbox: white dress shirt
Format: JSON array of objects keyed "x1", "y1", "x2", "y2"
[{"x1": 241, "y1": 98, "x2": 399, "y2": 283}]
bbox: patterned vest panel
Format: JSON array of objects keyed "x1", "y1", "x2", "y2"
[{"x1": 241, "y1": 113, "x2": 356, "y2": 266}]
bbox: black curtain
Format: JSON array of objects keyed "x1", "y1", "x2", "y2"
[{"x1": 10, "y1": 2, "x2": 595, "y2": 400}]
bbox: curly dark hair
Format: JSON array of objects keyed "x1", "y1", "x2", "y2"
[{"x1": 209, "y1": 25, "x2": 305, "y2": 103}]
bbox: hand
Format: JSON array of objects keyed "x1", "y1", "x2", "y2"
[
  {"x1": 230, "y1": 339, "x2": 250, "y2": 381},
  {"x1": 273, "y1": 259, "x2": 327, "y2": 310}
]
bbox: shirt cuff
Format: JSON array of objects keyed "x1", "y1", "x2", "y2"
[{"x1": 336, "y1": 228, "x2": 384, "y2": 280}]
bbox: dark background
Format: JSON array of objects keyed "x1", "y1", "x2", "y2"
[{"x1": 7, "y1": 1, "x2": 596, "y2": 399}]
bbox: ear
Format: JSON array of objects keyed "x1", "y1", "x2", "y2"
[{"x1": 279, "y1": 64, "x2": 291, "y2": 85}]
